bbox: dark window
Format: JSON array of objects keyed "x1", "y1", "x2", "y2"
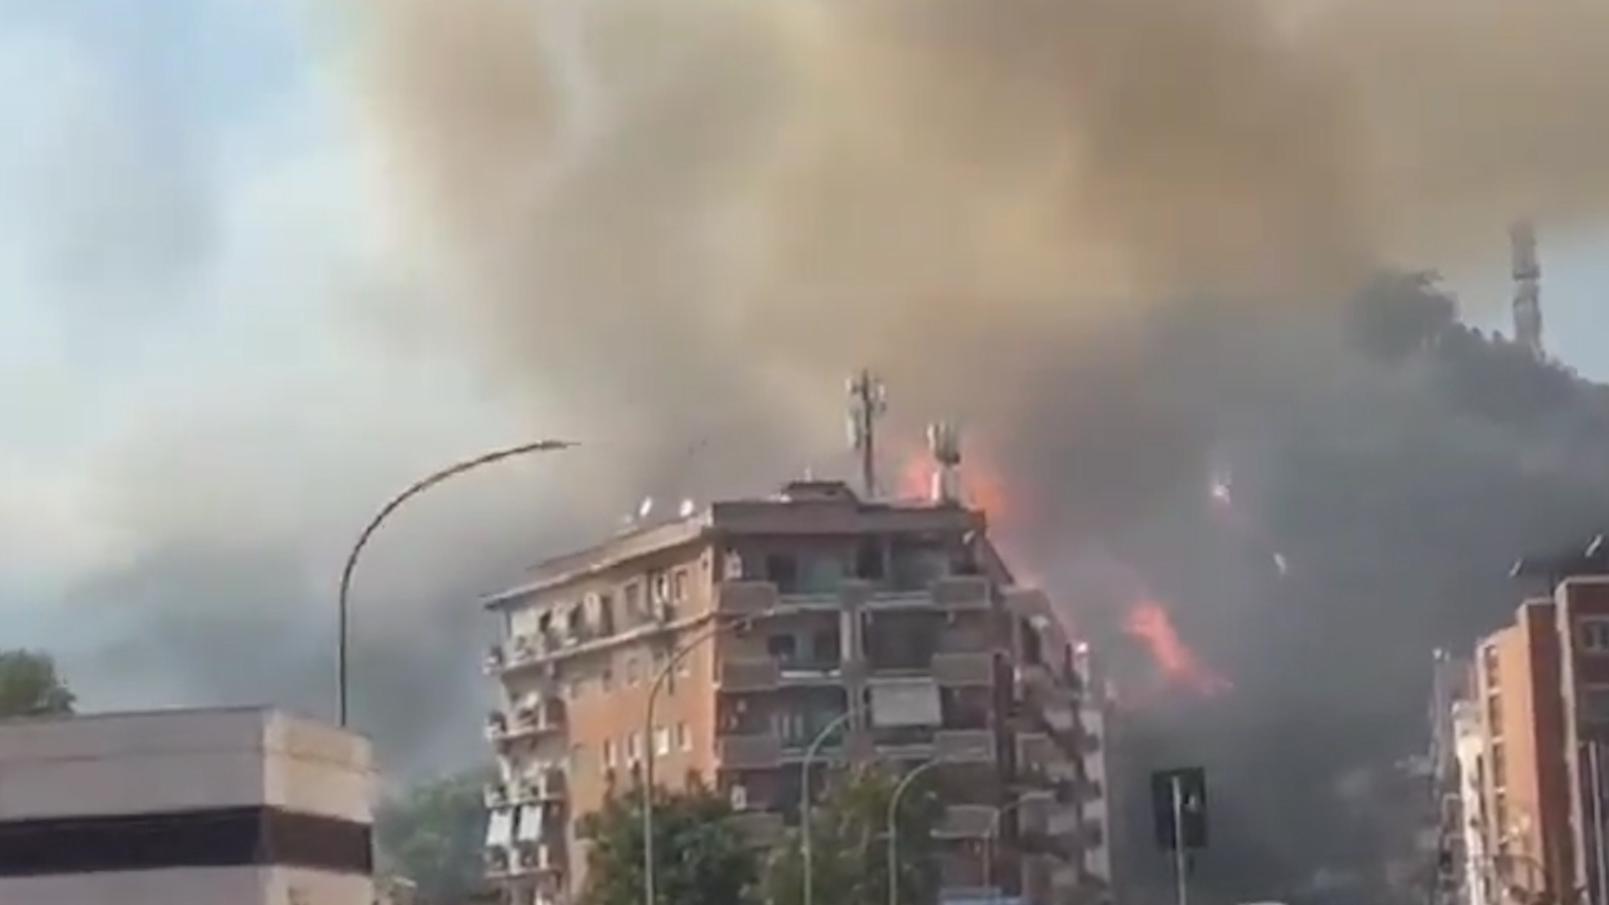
[
  {"x1": 856, "y1": 538, "x2": 885, "y2": 580},
  {"x1": 766, "y1": 553, "x2": 799, "y2": 592},
  {"x1": 0, "y1": 807, "x2": 371, "y2": 878},
  {"x1": 598, "y1": 594, "x2": 616, "y2": 635},
  {"x1": 767, "y1": 634, "x2": 799, "y2": 661},
  {"x1": 811, "y1": 628, "x2": 841, "y2": 665}
]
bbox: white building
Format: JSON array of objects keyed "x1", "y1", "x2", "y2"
[
  {"x1": 0, "y1": 707, "x2": 375, "y2": 905},
  {"x1": 1453, "y1": 700, "x2": 1491, "y2": 905}
]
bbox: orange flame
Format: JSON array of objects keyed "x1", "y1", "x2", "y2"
[
  {"x1": 896, "y1": 449, "x2": 1012, "y2": 525},
  {"x1": 1124, "y1": 600, "x2": 1232, "y2": 697}
]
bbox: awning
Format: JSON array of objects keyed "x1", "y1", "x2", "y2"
[
  {"x1": 516, "y1": 804, "x2": 545, "y2": 842},
  {"x1": 485, "y1": 808, "x2": 515, "y2": 847}
]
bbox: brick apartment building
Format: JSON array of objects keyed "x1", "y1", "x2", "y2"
[
  {"x1": 1452, "y1": 563, "x2": 1609, "y2": 905},
  {"x1": 479, "y1": 478, "x2": 1112, "y2": 905}
]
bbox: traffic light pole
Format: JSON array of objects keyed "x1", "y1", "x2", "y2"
[{"x1": 1172, "y1": 775, "x2": 1189, "y2": 905}]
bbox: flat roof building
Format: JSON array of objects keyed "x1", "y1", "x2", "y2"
[
  {"x1": 482, "y1": 479, "x2": 1108, "y2": 905},
  {"x1": 0, "y1": 706, "x2": 375, "y2": 905}
]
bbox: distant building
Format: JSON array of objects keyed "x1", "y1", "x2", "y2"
[
  {"x1": 1551, "y1": 577, "x2": 1609, "y2": 905},
  {"x1": 0, "y1": 707, "x2": 374, "y2": 905},
  {"x1": 1453, "y1": 699, "x2": 1490, "y2": 905},
  {"x1": 481, "y1": 478, "x2": 1109, "y2": 905}
]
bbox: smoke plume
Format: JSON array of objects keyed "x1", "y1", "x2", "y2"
[{"x1": 337, "y1": 0, "x2": 1609, "y2": 901}]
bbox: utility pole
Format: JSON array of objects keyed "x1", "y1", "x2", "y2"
[{"x1": 847, "y1": 370, "x2": 886, "y2": 499}]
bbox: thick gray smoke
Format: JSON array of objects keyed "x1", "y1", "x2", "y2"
[
  {"x1": 338, "y1": 0, "x2": 1609, "y2": 902},
  {"x1": 24, "y1": 0, "x2": 1600, "y2": 901}
]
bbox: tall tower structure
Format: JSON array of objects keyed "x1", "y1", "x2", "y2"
[{"x1": 1511, "y1": 220, "x2": 1543, "y2": 359}]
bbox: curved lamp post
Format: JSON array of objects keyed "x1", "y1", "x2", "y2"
[
  {"x1": 886, "y1": 758, "x2": 949, "y2": 905},
  {"x1": 641, "y1": 610, "x2": 777, "y2": 905},
  {"x1": 801, "y1": 704, "x2": 863, "y2": 905},
  {"x1": 336, "y1": 439, "x2": 575, "y2": 727},
  {"x1": 983, "y1": 794, "x2": 1030, "y2": 903}
]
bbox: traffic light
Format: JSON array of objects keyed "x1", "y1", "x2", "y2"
[{"x1": 1151, "y1": 767, "x2": 1208, "y2": 851}]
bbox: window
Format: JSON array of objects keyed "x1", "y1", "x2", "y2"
[
  {"x1": 570, "y1": 744, "x2": 586, "y2": 776},
  {"x1": 811, "y1": 628, "x2": 842, "y2": 665},
  {"x1": 673, "y1": 568, "x2": 689, "y2": 602},
  {"x1": 601, "y1": 666, "x2": 615, "y2": 692},
  {"x1": 678, "y1": 722, "x2": 692, "y2": 752},
  {"x1": 1582, "y1": 619, "x2": 1609, "y2": 653},
  {"x1": 570, "y1": 677, "x2": 586, "y2": 701},
  {"x1": 767, "y1": 634, "x2": 799, "y2": 662},
  {"x1": 627, "y1": 655, "x2": 641, "y2": 686},
  {"x1": 1488, "y1": 694, "x2": 1502, "y2": 737},
  {"x1": 624, "y1": 581, "x2": 644, "y2": 619},
  {"x1": 652, "y1": 571, "x2": 672, "y2": 605},
  {"x1": 598, "y1": 593, "x2": 616, "y2": 635},
  {"x1": 771, "y1": 710, "x2": 807, "y2": 744},
  {"x1": 729, "y1": 784, "x2": 748, "y2": 810},
  {"x1": 603, "y1": 739, "x2": 617, "y2": 768},
  {"x1": 766, "y1": 553, "x2": 799, "y2": 592},
  {"x1": 723, "y1": 550, "x2": 745, "y2": 580},
  {"x1": 1483, "y1": 643, "x2": 1500, "y2": 687},
  {"x1": 655, "y1": 726, "x2": 671, "y2": 756},
  {"x1": 1582, "y1": 685, "x2": 1609, "y2": 724},
  {"x1": 856, "y1": 538, "x2": 885, "y2": 580},
  {"x1": 537, "y1": 611, "x2": 553, "y2": 637},
  {"x1": 1491, "y1": 742, "x2": 1507, "y2": 787},
  {"x1": 628, "y1": 732, "x2": 643, "y2": 763}
]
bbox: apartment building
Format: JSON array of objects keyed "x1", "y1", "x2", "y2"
[
  {"x1": 1553, "y1": 576, "x2": 1609, "y2": 905},
  {"x1": 480, "y1": 478, "x2": 1103, "y2": 905}
]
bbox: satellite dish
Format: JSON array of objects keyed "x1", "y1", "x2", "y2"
[
  {"x1": 638, "y1": 496, "x2": 655, "y2": 520},
  {"x1": 679, "y1": 498, "x2": 695, "y2": 518}
]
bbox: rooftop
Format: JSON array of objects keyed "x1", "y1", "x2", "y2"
[{"x1": 483, "y1": 480, "x2": 988, "y2": 609}]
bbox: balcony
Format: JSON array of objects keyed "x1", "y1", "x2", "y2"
[
  {"x1": 932, "y1": 652, "x2": 993, "y2": 687},
  {"x1": 934, "y1": 804, "x2": 996, "y2": 840},
  {"x1": 484, "y1": 643, "x2": 506, "y2": 674},
  {"x1": 726, "y1": 811, "x2": 785, "y2": 847},
  {"x1": 485, "y1": 845, "x2": 511, "y2": 876},
  {"x1": 484, "y1": 782, "x2": 511, "y2": 809},
  {"x1": 1038, "y1": 699, "x2": 1076, "y2": 734},
  {"x1": 935, "y1": 729, "x2": 996, "y2": 763},
  {"x1": 511, "y1": 840, "x2": 563, "y2": 876},
  {"x1": 514, "y1": 769, "x2": 567, "y2": 803},
  {"x1": 494, "y1": 698, "x2": 565, "y2": 745},
  {"x1": 717, "y1": 733, "x2": 782, "y2": 769},
  {"x1": 718, "y1": 581, "x2": 779, "y2": 616},
  {"x1": 1018, "y1": 732, "x2": 1075, "y2": 781},
  {"x1": 932, "y1": 576, "x2": 990, "y2": 610},
  {"x1": 720, "y1": 658, "x2": 780, "y2": 692}
]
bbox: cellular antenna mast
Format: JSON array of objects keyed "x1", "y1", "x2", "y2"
[
  {"x1": 847, "y1": 369, "x2": 886, "y2": 498},
  {"x1": 1511, "y1": 219, "x2": 1543, "y2": 359}
]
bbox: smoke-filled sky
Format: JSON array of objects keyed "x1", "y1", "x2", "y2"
[{"x1": 6, "y1": 1, "x2": 1609, "y2": 901}]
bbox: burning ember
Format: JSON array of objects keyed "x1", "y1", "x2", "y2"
[{"x1": 1124, "y1": 600, "x2": 1232, "y2": 697}]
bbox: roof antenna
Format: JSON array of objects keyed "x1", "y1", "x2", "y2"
[{"x1": 846, "y1": 369, "x2": 886, "y2": 498}]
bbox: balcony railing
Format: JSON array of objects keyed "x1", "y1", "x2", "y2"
[
  {"x1": 934, "y1": 804, "x2": 996, "y2": 839},
  {"x1": 935, "y1": 729, "x2": 996, "y2": 763},
  {"x1": 717, "y1": 733, "x2": 782, "y2": 769},
  {"x1": 932, "y1": 576, "x2": 990, "y2": 610},
  {"x1": 717, "y1": 581, "x2": 780, "y2": 615},
  {"x1": 720, "y1": 658, "x2": 781, "y2": 692},
  {"x1": 932, "y1": 652, "x2": 993, "y2": 687}
]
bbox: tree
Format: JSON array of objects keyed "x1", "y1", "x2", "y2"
[
  {"x1": 0, "y1": 649, "x2": 75, "y2": 717},
  {"x1": 375, "y1": 768, "x2": 492, "y2": 905},
  {"x1": 763, "y1": 765, "x2": 945, "y2": 905},
  {"x1": 578, "y1": 781, "x2": 759, "y2": 905}
]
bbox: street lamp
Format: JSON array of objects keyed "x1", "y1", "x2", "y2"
[
  {"x1": 801, "y1": 705, "x2": 863, "y2": 905},
  {"x1": 641, "y1": 610, "x2": 776, "y2": 905},
  {"x1": 983, "y1": 794, "x2": 1031, "y2": 903},
  {"x1": 336, "y1": 439, "x2": 574, "y2": 727},
  {"x1": 886, "y1": 758, "x2": 949, "y2": 905}
]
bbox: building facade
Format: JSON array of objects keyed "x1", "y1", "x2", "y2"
[
  {"x1": 1553, "y1": 576, "x2": 1609, "y2": 905},
  {"x1": 0, "y1": 707, "x2": 374, "y2": 905},
  {"x1": 481, "y1": 479, "x2": 1108, "y2": 905},
  {"x1": 1472, "y1": 600, "x2": 1571, "y2": 903}
]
